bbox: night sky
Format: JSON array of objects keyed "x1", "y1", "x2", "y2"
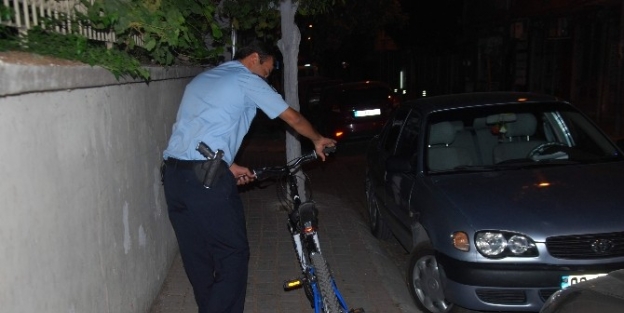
[{"x1": 392, "y1": 0, "x2": 464, "y2": 50}]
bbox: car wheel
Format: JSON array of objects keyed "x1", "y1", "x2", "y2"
[
  {"x1": 365, "y1": 174, "x2": 392, "y2": 240},
  {"x1": 407, "y1": 244, "x2": 459, "y2": 313}
]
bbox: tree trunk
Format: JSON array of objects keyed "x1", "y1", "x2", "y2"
[{"x1": 277, "y1": 0, "x2": 306, "y2": 200}]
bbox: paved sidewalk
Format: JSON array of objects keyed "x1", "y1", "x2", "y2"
[{"x1": 149, "y1": 132, "x2": 418, "y2": 313}]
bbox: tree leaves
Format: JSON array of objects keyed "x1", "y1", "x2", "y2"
[{"x1": 2, "y1": 0, "x2": 227, "y2": 80}]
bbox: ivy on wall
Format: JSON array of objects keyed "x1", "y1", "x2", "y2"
[{"x1": 0, "y1": 0, "x2": 227, "y2": 81}]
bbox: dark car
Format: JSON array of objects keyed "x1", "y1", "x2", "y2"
[
  {"x1": 298, "y1": 76, "x2": 342, "y2": 121},
  {"x1": 364, "y1": 92, "x2": 624, "y2": 313},
  {"x1": 539, "y1": 268, "x2": 624, "y2": 313},
  {"x1": 315, "y1": 81, "x2": 399, "y2": 141}
]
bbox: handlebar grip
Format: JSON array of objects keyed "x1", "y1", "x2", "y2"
[
  {"x1": 252, "y1": 168, "x2": 265, "y2": 180},
  {"x1": 252, "y1": 167, "x2": 283, "y2": 181},
  {"x1": 323, "y1": 146, "x2": 336, "y2": 155},
  {"x1": 301, "y1": 146, "x2": 337, "y2": 163},
  {"x1": 301, "y1": 151, "x2": 318, "y2": 163}
]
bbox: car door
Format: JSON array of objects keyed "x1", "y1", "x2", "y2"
[
  {"x1": 368, "y1": 108, "x2": 410, "y2": 216},
  {"x1": 383, "y1": 110, "x2": 421, "y2": 246}
]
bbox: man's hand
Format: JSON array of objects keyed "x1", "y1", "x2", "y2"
[
  {"x1": 314, "y1": 137, "x2": 337, "y2": 162},
  {"x1": 230, "y1": 163, "x2": 255, "y2": 185},
  {"x1": 279, "y1": 108, "x2": 337, "y2": 161}
]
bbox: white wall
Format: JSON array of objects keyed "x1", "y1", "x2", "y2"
[{"x1": 0, "y1": 62, "x2": 203, "y2": 313}]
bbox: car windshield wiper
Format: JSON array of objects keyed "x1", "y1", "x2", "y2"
[
  {"x1": 430, "y1": 159, "x2": 585, "y2": 174},
  {"x1": 494, "y1": 159, "x2": 581, "y2": 170},
  {"x1": 430, "y1": 165, "x2": 499, "y2": 173}
]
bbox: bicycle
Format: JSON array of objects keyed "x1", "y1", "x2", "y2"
[{"x1": 252, "y1": 147, "x2": 364, "y2": 313}]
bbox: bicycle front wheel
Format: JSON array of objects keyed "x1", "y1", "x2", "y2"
[{"x1": 310, "y1": 252, "x2": 342, "y2": 313}]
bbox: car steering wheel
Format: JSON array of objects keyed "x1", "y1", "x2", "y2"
[{"x1": 527, "y1": 142, "x2": 568, "y2": 160}]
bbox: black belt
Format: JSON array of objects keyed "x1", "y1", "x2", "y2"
[{"x1": 164, "y1": 158, "x2": 205, "y2": 169}]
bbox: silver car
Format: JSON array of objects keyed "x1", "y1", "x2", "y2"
[{"x1": 365, "y1": 92, "x2": 624, "y2": 313}]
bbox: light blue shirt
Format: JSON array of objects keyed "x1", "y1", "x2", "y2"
[{"x1": 163, "y1": 61, "x2": 288, "y2": 165}]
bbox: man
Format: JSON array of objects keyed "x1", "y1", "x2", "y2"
[{"x1": 161, "y1": 41, "x2": 336, "y2": 313}]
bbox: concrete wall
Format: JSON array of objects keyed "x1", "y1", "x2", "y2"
[{"x1": 0, "y1": 61, "x2": 203, "y2": 313}]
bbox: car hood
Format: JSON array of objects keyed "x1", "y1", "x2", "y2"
[{"x1": 431, "y1": 162, "x2": 624, "y2": 239}]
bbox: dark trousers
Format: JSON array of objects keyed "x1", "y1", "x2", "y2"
[{"x1": 163, "y1": 161, "x2": 249, "y2": 313}]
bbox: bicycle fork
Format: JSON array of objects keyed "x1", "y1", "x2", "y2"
[
  {"x1": 283, "y1": 230, "x2": 352, "y2": 312},
  {"x1": 283, "y1": 230, "x2": 307, "y2": 290}
]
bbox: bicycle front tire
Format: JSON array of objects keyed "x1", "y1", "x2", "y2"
[{"x1": 310, "y1": 252, "x2": 342, "y2": 313}]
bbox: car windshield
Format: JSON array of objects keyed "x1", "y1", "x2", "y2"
[{"x1": 425, "y1": 102, "x2": 623, "y2": 173}]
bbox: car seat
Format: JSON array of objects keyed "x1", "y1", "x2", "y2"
[
  {"x1": 427, "y1": 121, "x2": 474, "y2": 171},
  {"x1": 492, "y1": 113, "x2": 546, "y2": 164}
]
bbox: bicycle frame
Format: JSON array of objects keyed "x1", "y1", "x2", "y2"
[{"x1": 253, "y1": 149, "x2": 363, "y2": 313}]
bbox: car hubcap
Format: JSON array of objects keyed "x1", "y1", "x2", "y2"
[{"x1": 412, "y1": 255, "x2": 451, "y2": 312}]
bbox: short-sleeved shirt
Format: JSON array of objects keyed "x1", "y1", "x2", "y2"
[{"x1": 163, "y1": 61, "x2": 289, "y2": 165}]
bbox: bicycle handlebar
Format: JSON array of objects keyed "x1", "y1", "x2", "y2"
[{"x1": 252, "y1": 146, "x2": 336, "y2": 181}]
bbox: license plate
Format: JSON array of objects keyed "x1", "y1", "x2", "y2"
[
  {"x1": 560, "y1": 273, "x2": 607, "y2": 289},
  {"x1": 354, "y1": 109, "x2": 381, "y2": 117}
]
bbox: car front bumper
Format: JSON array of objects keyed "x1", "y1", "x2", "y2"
[{"x1": 437, "y1": 253, "x2": 624, "y2": 311}]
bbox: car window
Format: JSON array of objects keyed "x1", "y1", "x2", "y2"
[
  {"x1": 549, "y1": 111, "x2": 617, "y2": 155},
  {"x1": 396, "y1": 112, "x2": 421, "y2": 162},
  {"x1": 424, "y1": 101, "x2": 623, "y2": 173},
  {"x1": 381, "y1": 108, "x2": 409, "y2": 155}
]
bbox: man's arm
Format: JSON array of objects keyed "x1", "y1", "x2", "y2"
[{"x1": 278, "y1": 107, "x2": 336, "y2": 161}]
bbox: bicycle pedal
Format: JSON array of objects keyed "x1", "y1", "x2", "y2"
[
  {"x1": 349, "y1": 308, "x2": 365, "y2": 313},
  {"x1": 283, "y1": 278, "x2": 303, "y2": 291}
]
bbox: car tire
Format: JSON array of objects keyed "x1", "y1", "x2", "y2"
[
  {"x1": 407, "y1": 244, "x2": 465, "y2": 313},
  {"x1": 365, "y1": 174, "x2": 393, "y2": 240}
]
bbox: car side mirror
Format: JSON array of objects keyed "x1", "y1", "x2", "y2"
[{"x1": 386, "y1": 156, "x2": 413, "y2": 173}]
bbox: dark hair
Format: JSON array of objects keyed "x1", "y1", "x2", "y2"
[{"x1": 234, "y1": 40, "x2": 276, "y2": 63}]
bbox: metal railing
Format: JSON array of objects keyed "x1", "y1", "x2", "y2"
[{"x1": 1, "y1": 0, "x2": 118, "y2": 44}]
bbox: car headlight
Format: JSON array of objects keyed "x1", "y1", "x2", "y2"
[{"x1": 475, "y1": 231, "x2": 538, "y2": 258}]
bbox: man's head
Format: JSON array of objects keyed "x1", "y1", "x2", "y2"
[{"x1": 235, "y1": 41, "x2": 276, "y2": 79}]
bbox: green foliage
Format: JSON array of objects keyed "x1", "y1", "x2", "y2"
[
  {"x1": 0, "y1": 3, "x2": 12, "y2": 21},
  {"x1": 222, "y1": 0, "x2": 280, "y2": 41},
  {"x1": 2, "y1": 0, "x2": 405, "y2": 81},
  {"x1": 221, "y1": 0, "x2": 403, "y2": 54},
  {"x1": 298, "y1": 0, "x2": 343, "y2": 16},
  {"x1": 80, "y1": 0, "x2": 225, "y2": 66},
  {"x1": 221, "y1": 0, "x2": 339, "y2": 41},
  {"x1": 0, "y1": 0, "x2": 227, "y2": 81}
]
